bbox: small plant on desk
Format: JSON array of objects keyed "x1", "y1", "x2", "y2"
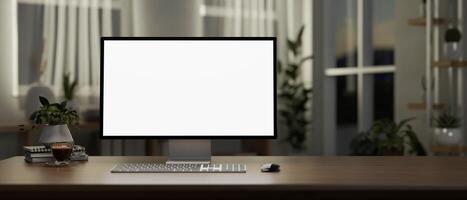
[
  {"x1": 30, "y1": 96, "x2": 79, "y2": 126},
  {"x1": 29, "y1": 96, "x2": 79, "y2": 145}
]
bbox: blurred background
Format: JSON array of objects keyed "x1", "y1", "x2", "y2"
[{"x1": 0, "y1": 0, "x2": 466, "y2": 159}]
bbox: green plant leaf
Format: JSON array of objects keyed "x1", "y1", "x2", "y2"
[
  {"x1": 295, "y1": 25, "x2": 305, "y2": 47},
  {"x1": 64, "y1": 73, "x2": 69, "y2": 88},
  {"x1": 60, "y1": 101, "x2": 67, "y2": 109},
  {"x1": 395, "y1": 117, "x2": 415, "y2": 134},
  {"x1": 285, "y1": 69, "x2": 296, "y2": 79},
  {"x1": 287, "y1": 39, "x2": 297, "y2": 55},
  {"x1": 404, "y1": 125, "x2": 427, "y2": 156},
  {"x1": 277, "y1": 61, "x2": 283, "y2": 73},
  {"x1": 298, "y1": 55, "x2": 314, "y2": 66},
  {"x1": 434, "y1": 112, "x2": 460, "y2": 128},
  {"x1": 69, "y1": 80, "x2": 77, "y2": 99},
  {"x1": 39, "y1": 96, "x2": 49, "y2": 106},
  {"x1": 63, "y1": 73, "x2": 78, "y2": 100}
]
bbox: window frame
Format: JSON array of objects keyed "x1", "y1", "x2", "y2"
[{"x1": 313, "y1": 0, "x2": 395, "y2": 155}]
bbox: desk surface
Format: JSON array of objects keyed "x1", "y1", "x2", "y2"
[{"x1": 1, "y1": 156, "x2": 467, "y2": 191}]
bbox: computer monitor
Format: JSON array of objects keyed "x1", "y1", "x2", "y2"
[{"x1": 100, "y1": 37, "x2": 276, "y2": 163}]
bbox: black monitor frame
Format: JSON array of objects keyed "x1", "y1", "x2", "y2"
[{"x1": 100, "y1": 37, "x2": 277, "y2": 139}]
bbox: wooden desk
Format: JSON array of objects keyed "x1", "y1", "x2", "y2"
[{"x1": 1, "y1": 156, "x2": 467, "y2": 199}]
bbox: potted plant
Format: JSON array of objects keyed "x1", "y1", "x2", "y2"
[
  {"x1": 432, "y1": 112, "x2": 462, "y2": 147},
  {"x1": 277, "y1": 25, "x2": 313, "y2": 151},
  {"x1": 444, "y1": 22, "x2": 462, "y2": 60},
  {"x1": 63, "y1": 73, "x2": 78, "y2": 110},
  {"x1": 29, "y1": 96, "x2": 79, "y2": 146},
  {"x1": 350, "y1": 118, "x2": 427, "y2": 156}
]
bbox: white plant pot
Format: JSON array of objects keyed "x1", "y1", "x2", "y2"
[
  {"x1": 39, "y1": 124, "x2": 74, "y2": 146},
  {"x1": 433, "y1": 128, "x2": 463, "y2": 147},
  {"x1": 444, "y1": 43, "x2": 462, "y2": 60}
]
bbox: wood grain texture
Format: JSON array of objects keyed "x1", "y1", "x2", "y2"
[{"x1": 1, "y1": 156, "x2": 467, "y2": 199}]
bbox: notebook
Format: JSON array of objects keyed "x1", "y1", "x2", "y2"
[
  {"x1": 23, "y1": 145, "x2": 88, "y2": 163},
  {"x1": 23, "y1": 146, "x2": 51, "y2": 153}
]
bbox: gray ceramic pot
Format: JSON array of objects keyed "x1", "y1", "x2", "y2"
[
  {"x1": 433, "y1": 127, "x2": 463, "y2": 147},
  {"x1": 38, "y1": 124, "x2": 74, "y2": 146}
]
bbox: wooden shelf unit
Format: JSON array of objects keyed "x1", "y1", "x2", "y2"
[
  {"x1": 433, "y1": 60, "x2": 467, "y2": 68},
  {"x1": 407, "y1": 102, "x2": 445, "y2": 110},
  {"x1": 432, "y1": 145, "x2": 467, "y2": 153},
  {"x1": 408, "y1": 17, "x2": 447, "y2": 26}
]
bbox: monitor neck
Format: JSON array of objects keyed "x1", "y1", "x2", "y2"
[{"x1": 166, "y1": 140, "x2": 212, "y2": 164}]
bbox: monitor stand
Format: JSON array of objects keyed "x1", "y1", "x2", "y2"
[{"x1": 166, "y1": 140, "x2": 211, "y2": 164}]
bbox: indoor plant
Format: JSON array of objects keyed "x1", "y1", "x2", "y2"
[
  {"x1": 277, "y1": 25, "x2": 313, "y2": 151},
  {"x1": 432, "y1": 112, "x2": 462, "y2": 147},
  {"x1": 30, "y1": 96, "x2": 79, "y2": 146},
  {"x1": 350, "y1": 118, "x2": 427, "y2": 156},
  {"x1": 63, "y1": 73, "x2": 78, "y2": 110},
  {"x1": 444, "y1": 7, "x2": 462, "y2": 60}
]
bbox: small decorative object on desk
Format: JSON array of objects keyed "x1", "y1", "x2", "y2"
[
  {"x1": 24, "y1": 145, "x2": 88, "y2": 163},
  {"x1": 29, "y1": 96, "x2": 79, "y2": 146}
]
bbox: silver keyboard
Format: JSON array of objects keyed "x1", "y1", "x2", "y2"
[{"x1": 111, "y1": 163, "x2": 247, "y2": 173}]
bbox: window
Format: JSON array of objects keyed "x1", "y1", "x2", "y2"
[{"x1": 317, "y1": 0, "x2": 395, "y2": 155}]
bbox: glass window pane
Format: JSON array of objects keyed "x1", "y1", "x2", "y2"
[
  {"x1": 336, "y1": 75, "x2": 357, "y2": 155},
  {"x1": 371, "y1": 0, "x2": 395, "y2": 66},
  {"x1": 324, "y1": 0, "x2": 358, "y2": 68},
  {"x1": 373, "y1": 73, "x2": 394, "y2": 120}
]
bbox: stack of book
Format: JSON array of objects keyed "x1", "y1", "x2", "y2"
[{"x1": 24, "y1": 145, "x2": 88, "y2": 163}]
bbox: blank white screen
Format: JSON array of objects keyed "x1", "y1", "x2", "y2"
[{"x1": 102, "y1": 40, "x2": 275, "y2": 136}]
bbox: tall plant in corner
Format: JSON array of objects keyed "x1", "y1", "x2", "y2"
[
  {"x1": 63, "y1": 73, "x2": 77, "y2": 101},
  {"x1": 63, "y1": 73, "x2": 78, "y2": 110},
  {"x1": 278, "y1": 25, "x2": 313, "y2": 151}
]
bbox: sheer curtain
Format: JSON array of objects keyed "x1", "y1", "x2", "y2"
[
  {"x1": 19, "y1": 0, "x2": 131, "y2": 156},
  {"x1": 37, "y1": 0, "x2": 115, "y2": 96},
  {"x1": 210, "y1": 0, "x2": 312, "y2": 75}
]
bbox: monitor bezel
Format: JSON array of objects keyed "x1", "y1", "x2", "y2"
[{"x1": 100, "y1": 37, "x2": 277, "y2": 139}]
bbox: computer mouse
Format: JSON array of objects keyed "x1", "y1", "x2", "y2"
[{"x1": 261, "y1": 163, "x2": 280, "y2": 172}]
